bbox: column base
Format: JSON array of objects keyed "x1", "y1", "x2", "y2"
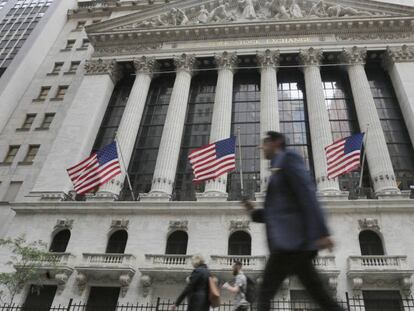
[
  {"x1": 196, "y1": 191, "x2": 228, "y2": 202},
  {"x1": 139, "y1": 191, "x2": 171, "y2": 202},
  {"x1": 31, "y1": 191, "x2": 70, "y2": 202},
  {"x1": 376, "y1": 190, "x2": 407, "y2": 200},
  {"x1": 317, "y1": 191, "x2": 349, "y2": 201},
  {"x1": 85, "y1": 191, "x2": 118, "y2": 202}
]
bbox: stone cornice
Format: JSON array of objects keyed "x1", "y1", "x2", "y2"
[{"x1": 84, "y1": 58, "x2": 123, "y2": 82}]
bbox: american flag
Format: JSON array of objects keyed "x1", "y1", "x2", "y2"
[
  {"x1": 325, "y1": 133, "x2": 365, "y2": 180},
  {"x1": 189, "y1": 137, "x2": 236, "y2": 183},
  {"x1": 67, "y1": 141, "x2": 122, "y2": 195}
]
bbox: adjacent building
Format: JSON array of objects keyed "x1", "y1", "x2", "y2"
[{"x1": 1, "y1": 0, "x2": 414, "y2": 309}]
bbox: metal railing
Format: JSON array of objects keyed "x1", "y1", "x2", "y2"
[{"x1": 3, "y1": 296, "x2": 414, "y2": 311}]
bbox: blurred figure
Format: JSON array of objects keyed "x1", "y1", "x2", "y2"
[
  {"x1": 222, "y1": 261, "x2": 248, "y2": 311},
  {"x1": 243, "y1": 131, "x2": 342, "y2": 311},
  {"x1": 171, "y1": 255, "x2": 211, "y2": 311}
]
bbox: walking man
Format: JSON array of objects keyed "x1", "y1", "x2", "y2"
[
  {"x1": 243, "y1": 131, "x2": 343, "y2": 311},
  {"x1": 222, "y1": 261, "x2": 249, "y2": 311}
]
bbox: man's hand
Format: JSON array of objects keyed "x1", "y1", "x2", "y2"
[
  {"x1": 242, "y1": 199, "x2": 254, "y2": 212},
  {"x1": 315, "y1": 236, "x2": 335, "y2": 252},
  {"x1": 169, "y1": 305, "x2": 177, "y2": 311},
  {"x1": 222, "y1": 282, "x2": 229, "y2": 290}
]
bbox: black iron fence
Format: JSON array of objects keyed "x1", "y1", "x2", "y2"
[{"x1": 2, "y1": 296, "x2": 414, "y2": 311}]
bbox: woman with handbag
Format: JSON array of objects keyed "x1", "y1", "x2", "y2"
[{"x1": 171, "y1": 255, "x2": 214, "y2": 311}]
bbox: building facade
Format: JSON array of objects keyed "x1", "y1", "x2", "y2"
[{"x1": 1, "y1": 0, "x2": 414, "y2": 309}]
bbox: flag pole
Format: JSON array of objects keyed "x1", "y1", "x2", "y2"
[
  {"x1": 358, "y1": 125, "x2": 370, "y2": 190},
  {"x1": 114, "y1": 133, "x2": 136, "y2": 201},
  {"x1": 237, "y1": 127, "x2": 245, "y2": 199}
]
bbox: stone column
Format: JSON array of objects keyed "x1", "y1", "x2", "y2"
[
  {"x1": 340, "y1": 47, "x2": 399, "y2": 195},
  {"x1": 31, "y1": 59, "x2": 122, "y2": 199},
  {"x1": 299, "y1": 48, "x2": 341, "y2": 195},
  {"x1": 257, "y1": 49, "x2": 280, "y2": 193},
  {"x1": 199, "y1": 52, "x2": 238, "y2": 202},
  {"x1": 141, "y1": 54, "x2": 196, "y2": 202},
  {"x1": 382, "y1": 45, "x2": 414, "y2": 147},
  {"x1": 95, "y1": 57, "x2": 158, "y2": 200}
]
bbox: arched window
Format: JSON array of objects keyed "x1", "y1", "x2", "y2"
[
  {"x1": 106, "y1": 230, "x2": 128, "y2": 254},
  {"x1": 359, "y1": 230, "x2": 384, "y2": 256},
  {"x1": 228, "y1": 231, "x2": 251, "y2": 256},
  {"x1": 165, "y1": 231, "x2": 188, "y2": 255},
  {"x1": 49, "y1": 229, "x2": 70, "y2": 253}
]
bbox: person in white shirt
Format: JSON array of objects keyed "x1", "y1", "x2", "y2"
[{"x1": 222, "y1": 261, "x2": 248, "y2": 311}]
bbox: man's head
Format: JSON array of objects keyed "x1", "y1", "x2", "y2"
[
  {"x1": 262, "y1": 131, "x2": 286, "y2": 160},
  {"x1": 232, "y1": 260, "x2": 242, "y2": 275}
]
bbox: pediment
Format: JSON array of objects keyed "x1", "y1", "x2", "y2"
[{"x1": 87, "y1": 0, "x2": 414, "y2": 33}]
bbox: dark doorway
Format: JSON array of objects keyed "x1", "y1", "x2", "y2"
[
  {"x1": 22, "y1": 285, "x2": 57, "y2": 311},
  {"x1": 106, "y1": 230, "x2": 128, "y2": 254},
  {"x1": 363, "y1": 290, "x2": 403, "y2": 311},
  {"x1": 49, "y1": 229, "x2": 71, "y2": 252},
  {"x1": 165, "y1": 231, "x2": 188, "y2": 255},
  {"x1": 359, "y1": 230, "x2": 385, "y2": 255},
  {"x1": 86, "y1": 287, "x2": 120, "y2": 311}
]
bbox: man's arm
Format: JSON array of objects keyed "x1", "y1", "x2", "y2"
[
  {"x1": 283, "y1": 152, "x2": 330, "y2": 242},
  {"x1": 242, "y1": 200, "x2": 265, "y2": 223}
]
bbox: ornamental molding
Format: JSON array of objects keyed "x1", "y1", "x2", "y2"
[
  {"x1": 110, "y1": 219, "x2": 129, "y2": 231},
  {"x1": 358, "y1": 218, "x2": 380, "y2": 231},
  {"x1": 214, "y1": 51, "x2": 238, "y2": 71},
  {"x1": 169, "y1": 220, "x2": 189, "y2": 232},
  {"x1": 94, "y1": 43, "x2": 163, "y2": 58},
  {"x1": 229, "y1": 220, "x2": 250, "y2": 231},
  {"x1": 383, "y1": 44, "x2": 414, "y2": 66},
  {"x1": 173, "y1": 53, "x2": 197, "y2": 73},
  {"x1": 298, "y1": 47, "x2": 323, "y2": 66},
  {"x1": 84, "y1": 58, "x2": 123, "y2": 82},
  {"x1": 133, "y1": 56, "x2": 160, "y2": 76},
  {"x1": 54, "y1": 218, "x2": 74, "y2": 231},
  {"x1": 257, "y1": 49, "x2": 280, "y2": 67}
]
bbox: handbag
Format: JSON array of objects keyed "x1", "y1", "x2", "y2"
[{"x1": 208, "y1": 276, "x2": 221, "y2": 308}]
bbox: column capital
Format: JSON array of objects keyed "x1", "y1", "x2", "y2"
[
  {"x1": 84, "y1": 58, "x2": 123, "y2": 82},
  {"x1": 133, "y1": 56, "x2": 159, "y2": 76},
  {"x1": 257, "y1": 49, "x2": 280, "y2": 68},
  {"x1": 382, "y1": 45, "x2": 414, "y2": 70},
  {"x1": 340, "y1": 46, "x2": 367, "y2": 66},
  {"x1": 298, "y1": 47, "x2": 323, "y2": 67},
  {"x1": 214, "y1": 51, "x2": 238, "y2": 72},
  {"x1": 173, "y1": 53, "x2": 197, "y2": 75}
]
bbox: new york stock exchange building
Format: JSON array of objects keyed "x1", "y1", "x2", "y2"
[{"x1": 2, "y1": 0, "x2": 414, "y2": 309}]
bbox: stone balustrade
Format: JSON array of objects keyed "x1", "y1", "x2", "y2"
[{"x1": 348, "y1": 255, "x2": 410, "y2": 271}]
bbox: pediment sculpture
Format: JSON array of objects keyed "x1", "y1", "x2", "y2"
[{"x1": 119, "y1": 0, "x2": 386, "y2": 30}]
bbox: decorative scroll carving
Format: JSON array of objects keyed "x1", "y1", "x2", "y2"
[
  {"x1": 117, "y1": 0, "x2": 385, "y2": 30},
  {"x1": 358, "y1": 218, "x2": 380, "y2": 231},
  {"x1": 169, "y1": 220, "x2": 189, "y2": 231},
  {"x1": 298, "y1": 47, "x2": 323, "y2": 66},
  {"x1": 55, "y1": 272, "x2": 71, "y2": 295},
  {"x1": 340, "y1": 46, "x2": 367, "y2": 65},
  {"x1": 54, "y1": 219, "x2": 74, "y2": 231},
  {"x1": 230, "y1": 220, "x2": 250, "y2": 231},
  {"x1": 336, "y1": 32, "x2": 413, "y2": 42},
  {"x1": 84, "y1": 59, "x2": 122, "y2": 82},
  {"x1": 119, "y1": 273, "x2": 132, "y2": 297},
  {"x1": 174, "y1": 53, "x2": 197, "y2": 73},
  {"x1": 257, "y1": 49, "x2": 280, "y2": 67},
  {"x1": 133, "y1": 56, "x2": 159, "y2": 76},
  {"x1": 214, "y1": 51, "x2": 238, "y2": 71},
  {"x1": 140, "y1": 275, "x2": 152, "y2": 297},
  {"x1": 384, "y1": 45, "x2": 414, "y2": 65},
  {"x1": 75, "y1": 273, "x2": 88, "y2": 294},
  {"x1": 111, "y1": 219, "x2": 129, "y2": 231},
  {"x1": 94, "y1": 44, "x2": 163, "y2": 57}
]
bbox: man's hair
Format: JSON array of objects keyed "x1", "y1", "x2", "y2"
[
  {"x1": 233, "y1": 260, "x2": 243, "y2": 267},
  {"x1": 265, "y1": 131, "x2": 286, "y2": 149}
]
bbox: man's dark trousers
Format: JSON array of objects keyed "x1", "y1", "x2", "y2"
[{"x1": 257, "y1": 251, "x2": 343, "y2": 311}]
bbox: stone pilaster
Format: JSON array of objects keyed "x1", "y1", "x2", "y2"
[
  {"x1": 299, "y1": 48, "x2": 341, "y2": 195},
  {"x1": 382, "y1": 45, "x2": 414, "y2": 148},
  {"x1": 94, "y1": 57, "x2": 159, "y2": 200},
  {"x1": 257, "y1": 49, "x2": 280, "y2": 193},
  {"x1": 141, "y1": 54, "x2": 196, "y2": 202},
  {"x1": 32, "y1": 59, "x2": 122, "y2": 199},
  {"x1": 340, "y1": 47, "x2": 399, "y2": 195},
  {"x1": 199, "y1": 52, "x2": 238, "y2": 202}
]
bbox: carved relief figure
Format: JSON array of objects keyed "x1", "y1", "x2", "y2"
[
  {"x1": 238, "y1": 0, "x2": 257, "y2": 19},
  {"x1": 209, "y1": 1, "x2": 234, "y2": 22},
  {"x1": 326, "y1": 4, "x2": 372, "y2": 17},
  {"x1": 308, "y1": 0, "x2": 328, "y2": 17},
  {"x1": 276, "y1": 0, "x2": 291, "y2": 19},
  {"x1": 166, "y1": 8, "x2": 189, "y2": 26},
  {"x1": 197, "y1": 5, "x2": 210, "y2": 24},
  {"x1": 289, "y1": 0, "x2": 303, "y2": 18},
  {"x1": 265, "y1": 0, "x2": 290, "y2": 19}
]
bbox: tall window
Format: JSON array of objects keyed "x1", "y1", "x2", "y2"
[
  {"x1": 228, "y1": 70, "x2": 261, "y2": 200},
  {"x1": 49, "y1": 229, "x2": 70, "y2": 253},
  {"x1": 278, "y1": 69, "x2": 313, "y2": 172},
  {"x1": 22, "y1": 285, "x2": 57, "y2": 311},
  {"x1": 359, "y1": 230, "x2": 384, "y2": 256},
  {"x1": 322, "y1": 69, "x2": 370, "y2": 191},
  {"x1": 39, "y1": 113, "x2": 55, "y2": 130},
  {"x1": 124, "y1": 74, "x2": 174, "y2": 198},
  {"x1": 228, "y1": 231, "x2": 251, "y2": 256},
  {"x1": 23, "y1": 145, "x2": 39, "y2": 163},
  {"x1": 86, "y1": 287, "x2": 120, "y2": 311},
  {"x1": 51, "y1": 62, "x2": 63, "y2": 74},
  {"x1": 53, "y1": 85, "x2": 68, "y2": 100},
  {"x1": 367, "y1": 65, "x2": 414, "y2": 190},
  {"x1": 36, "y1": 86, "x2": 50, "y2": 101},
  {"x1": 174, "y1": 73, "x2": 216, "y2": 201},
  {"x1": 4, "y1": 145, "x2": 20, "y2": 163},
  {"x1": 363, "y1": 291, "x2": 403, "y2": 311},
  {"x1": 20, "y1": 114, "x2": 36, "y2": 130},
  {"x1": 166, "y1": 231, "x2": 188, "y2": 255},
  {"x1": 93, "y1": 76, "x2": 134, "y2": 151},
  {"x1": 106, "y1": 230, "x2": 128, "y2": 254}
]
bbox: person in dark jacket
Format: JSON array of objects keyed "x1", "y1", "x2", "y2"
[
  {"x1": 243, "y1": 131, "x2": 343, "y2": 311},
  {"x1": 171, "y1": 255, "x2": 211, "y2": 311}
]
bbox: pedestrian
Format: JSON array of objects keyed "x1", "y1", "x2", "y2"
[
  {"x1": 243, "y1": 131, "x2": 343, "y2": 311},
  {"x1": 171, "y1": 255, "x2": 211, "y2": 311},
  {"x1": 222, "y1": 261, "x2": 249, "y2": 311}
]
